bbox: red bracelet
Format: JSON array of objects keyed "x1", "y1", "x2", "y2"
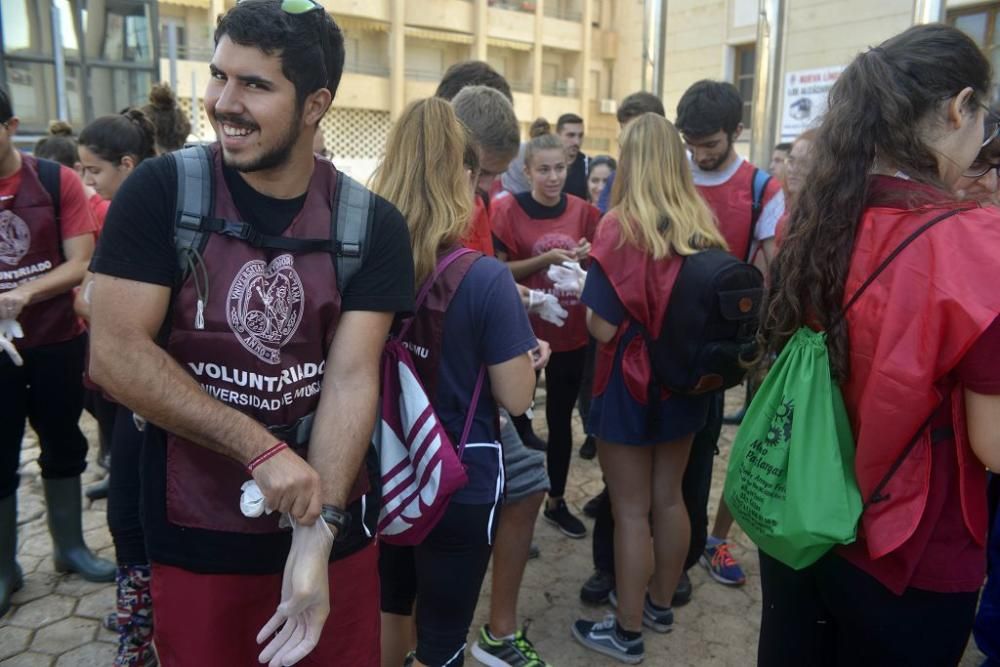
[{"x1": 247, "y1": 441, "x2": 289, "y2": 474}]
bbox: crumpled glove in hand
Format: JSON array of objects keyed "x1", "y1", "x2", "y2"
[
  {"x1": 527, "y1": 290, "x2": 568, "y2": 327},
  {"x1": 240, "y1": 480, "x2": 273, "y2": 519},
  {"x1": 547, "y1": 261, "x2": 587, "y2": 297},
  {"x1": 257, "y1": 517, "x2": 334, "y2": 666},
  {"x1": 0, "y1": 319, "x2": 24, "y2": 367}
]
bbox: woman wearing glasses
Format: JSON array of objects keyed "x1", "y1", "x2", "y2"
[{"x1": 757, "y1": 24, "x2": 1000, "y2": 665}]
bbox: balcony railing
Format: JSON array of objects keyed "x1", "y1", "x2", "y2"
[
  {"x1": 509, "y1": 79, "x2": 532, "y2": 93},
  {"x1": 542, "y1": 81, "x2": 577, "y2": 97},
  {"x1": 159, "y1": 43, "x2": 215, "y2": 61},
  {"x1": 489, "y1": 0, "x2": 536, "y2": 15},
  {"x1": 345, "y1": 61, "x2": 390, "y2": 77},
  {"x1": 543, "y1": 5, "x2": 583, "y2": 21},
  {"x1": 405, "y1": 68, "x2": 445, "y2": 82}
]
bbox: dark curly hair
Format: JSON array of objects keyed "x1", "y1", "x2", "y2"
[
  {"x1": 142, "y1": 83, "x2": 191, "y2": 152},
  {"x1": 760, "y1": 24, "x2": 991, "y2": 381}
]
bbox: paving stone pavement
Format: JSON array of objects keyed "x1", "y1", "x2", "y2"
[{"x1": 0, "y1": 389, "x2": 988, "y2": 666}]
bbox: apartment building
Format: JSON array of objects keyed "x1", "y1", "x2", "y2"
[
  {"x1": 659, "y1": 0, "x2": 999, "y2": 157},
  {"x1": 153, "y1": 0, "x2": 649, "y2": 177}
]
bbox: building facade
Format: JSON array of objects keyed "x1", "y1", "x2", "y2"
[{"x1": 0, "y1": 0, "x2": 161, "y2": 142}]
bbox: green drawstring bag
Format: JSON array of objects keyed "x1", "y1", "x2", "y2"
[{"x1": 723, "y1": 327, "x2": 862, "y2": 570}]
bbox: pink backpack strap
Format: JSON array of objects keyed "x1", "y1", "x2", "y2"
[
  {"x1": 456, "y1": 365, "x2": 487, "y2": 455},
  {"x1": 398, "y1": 247, "x2": 476, "y2": 339}
]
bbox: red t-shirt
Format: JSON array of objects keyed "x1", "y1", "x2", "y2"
[
  {"x1": 839, "y1": 315, "x2": 1000, "y2": 594},
  {"x1": 0, "y1": 162, "x2": 97, "y2": 240},
  {"x1": 89, "y1": 192, "x2": 111, "y2": 235},
  {"x1": 461, "y1": 196, "x2": 495, "y2": 257},
  {"x1": 491, "y1": 192, "x2": 600, "y2": 352}
]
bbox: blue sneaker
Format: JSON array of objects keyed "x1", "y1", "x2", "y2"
[
  {"x1": 700, "y1": 538, "x2": 746, "y2": 586},
  {"x1": 571, "y1": 614, "x2": 644, "y2": 664},
  {"x1": 608, "y1": 589, "x2": 674, "y2": 633}
]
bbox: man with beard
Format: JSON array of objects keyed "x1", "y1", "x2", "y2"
[
  {"x1": 674, "y1": 80, "x2": 784, "y2": 591},
  {"x1": 87, "y1": 1, "x2": 413, "y2": 663},
  {"x1": 556, "y1": 113, "x2": 589, "y2": 201}
]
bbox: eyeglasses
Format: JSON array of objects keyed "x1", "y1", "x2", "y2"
[
  {"x1": 280, "y1": 0, "x2": 322, "y2": 14},
  {"x1": 981, "y1": 104, "x2": 1000, "y2": 147},
  {"x1": 963, "y1": 158, "x2": 1000, "y2": 179}
]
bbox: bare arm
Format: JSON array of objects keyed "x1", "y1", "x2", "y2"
[
  {"x1": 754, "y1": 238, "x2": 776, "y2": 275},
  {"x1": 89, "y1": 273, "x2": 321, "y2": 522},
  {"x1": 500, "y1": 247, "x2": 575, "y2": 282},
  {"x1": 587, "y1": 308, "x2": 617, "y2": 344},
  {"x1": 307, "y1": 310, "x2": 393, "y2": 507},
  {"x1": 965, "y1": 388, "x2": 1000, "y2": 470},
  {"x1": 488, "y1": 352, "x2": 536, "y2": 417},
  {"x1": 0, "y1": 234, "x2": 94, "y2": 318},
  {"x1": 74, "y1": 271, "x2": 95, "y2": 320}
]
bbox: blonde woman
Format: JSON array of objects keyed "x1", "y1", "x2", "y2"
[
  {"x1": 372, "y1": 98, "x2": 537, "y2": 667},
  {"x1": 572, "y1": 113, "x2": 728, "y2": 663}
]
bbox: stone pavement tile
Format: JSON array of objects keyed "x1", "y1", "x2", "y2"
[
  {"x1": 0, "y1": 627, "x2": 31, "y2": 661},
  {"x1": 54, "y1": 642, "x2": 116, "y2": 667},
  {"x1": 53, "y1": 576, "x2": 108, "y2": 598},
  {"x1": 7, "y1": 595, "x2": 75, "y2": 629},
  {"x1": 75, "y1": 588, "x2": 114, "y2": 620},
  {"x1": 30, "y1": 617, "x2": 96, "y2": 655},
  {"x1": 7, "y1": 572, "x2": 56, "y2": 606},
  {"x1": 0, "y1": 652, "x2": 53, "y2": 667},
  {"x1": 17, "y1": 534, "x2": 52, "y2": 559}
]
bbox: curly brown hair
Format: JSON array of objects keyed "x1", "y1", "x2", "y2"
[{"x1": 760, "y1": 24, "x2": 991, "y2": 381}]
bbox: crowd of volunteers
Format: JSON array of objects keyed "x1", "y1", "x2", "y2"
[{"x1": 0, "y1": 1, "x2": 997, "y2": 665}]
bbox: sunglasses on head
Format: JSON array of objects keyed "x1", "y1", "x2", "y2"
[{"x1": 280, "y1": 0, "x2": 323, "y2": 14}]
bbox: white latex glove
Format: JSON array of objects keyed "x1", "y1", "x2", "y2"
[
  {"x1": 547, "y1": 261, "x2": 587, "y2": 297},
  {"x1": 527, "y1": 290, "x2": 568, "y2": 327},
  {"x1": 0, "y1": 319, "x2": 24, "y2": 367},
  {"x1": 257, "y1": 517, "x2": 334, "y2": 666},
  {"x1": 240, "y1": 480, "x2": 272, "y2": 519}
]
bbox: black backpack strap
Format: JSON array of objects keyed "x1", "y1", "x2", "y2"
[
  {"x1": 332, "y1": 172, "x2": 373, "y2": 295},
  {"x1": 173, "y1": 145, "x2": 214, "y2": 279},
  {"x1": 36, "y1": 158, "x2": 64, "y2": 260},
  {"x1": 828, "y1": 207, "x2": 963, "y2": 509},
  {"x1": 746, "y1": 167, "x2": 771, "y2": 262}
]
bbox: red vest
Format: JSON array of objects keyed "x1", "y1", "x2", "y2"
[
  {"x1": 843, "y1": 180, "x2": 1000, "y2": 560},
  {"x1": 697, "y1": 160, "x2": 778, "y2": 261},
  {"x1": 164, "y1": 145, "x2": 366, "y2": 535},
  {"x1": 491, "y1": 193, "x2": 597, "y2": 352},
  {"x1": 0, "y1": 155, "x2": 79, "y2": 349},
  {"x1": 590, "y1": 212, "x2": 681, "y2": 402}
]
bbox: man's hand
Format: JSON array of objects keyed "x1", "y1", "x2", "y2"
[
  {"x1": 251, "y1": 450, "x2": 322, "y2": 526},
  {"x1": 0, "y1": 290, "x2": 28, "y2": 320}
]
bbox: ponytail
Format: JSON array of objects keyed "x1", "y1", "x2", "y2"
[
  {"x1": 761, "y1": 23, "x2": 991, "y2": 380},
  {"x1": 79, "y1": 109, "x2": 157, "y2": 166},
  {"x1": 142, "y1": 82, "x2": 191, "y2": 153}
]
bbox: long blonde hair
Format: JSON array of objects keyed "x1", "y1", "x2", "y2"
[
  {"x1": 371, "y1": 98, "x2": 473, "y2": 286},
  {"x1": 611, "y1": 113, "x2": 726, "y2": 258}
]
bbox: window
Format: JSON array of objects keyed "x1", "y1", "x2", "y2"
[
  {"x1": 949, "y1": 4, "x2": 1000, "y2": 85},
  {"x1": 733, "y1": 43, "x2": 755, "y2": 130}
]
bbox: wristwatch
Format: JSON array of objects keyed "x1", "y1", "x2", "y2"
[{"x1": 320, "y1": 504, "x2": 351, "y2": 537}]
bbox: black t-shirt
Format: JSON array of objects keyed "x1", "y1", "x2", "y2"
[
  {"x1": 91, "y1": 152, "x2": 414, "y2": 574},
  {"x1": 563, "y1": 151, "x2": 589, "y2": 201}
]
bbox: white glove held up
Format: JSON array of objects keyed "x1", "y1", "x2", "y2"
[
  {"x1": 256, "y1": 516, "x2": 334, "y2": 666},
  {"x1": 0, "y1": 319, "x2": 24, "y2": 367},
  {"x1": 527, "y1": 290, "x2": 568, "y2": 327},
  {"x1": 547, "y1": 261, "x2": 587, "y2": 297}
]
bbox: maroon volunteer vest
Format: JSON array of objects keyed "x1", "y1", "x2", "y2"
[
  {"x1": 164, "y1": 145, "x2": 367, "y2": 535},
  {"x1": 0, "y1": 155, "x2": 78, "y2": 349},
  {"x1": 697, "y1": 160, "x2": 778, "y2": 262}
]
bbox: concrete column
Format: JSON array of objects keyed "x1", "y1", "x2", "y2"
[
  {"x1": 390, "y1": 0, "x2": 406, "y2": 120},
  {"x1": 532, "y1": 0, "x2": 544, "y2": 118},
  {"x1": 474, "y1": 0, "x2": 488, "y2": 61},
  {"x1": 749, "y1": 0, "x2": 785, "y2": 168},
  {"x1": 580, "y1": 0, "x2": 594, "y2": 122},
  {"x1": 912, "y1": 0, "x2": 944, "y2": 24}
]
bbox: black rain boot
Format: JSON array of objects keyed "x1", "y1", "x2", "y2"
[
  {"x1": 0, "y1": 494, "x2": 24, "y2": 618},
  {"x1": 512, "y1": 412, "x2": 547, "y2": 451},
  {"x1": 43, "y1": 477, "x2": 115, "y2": 582}
]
